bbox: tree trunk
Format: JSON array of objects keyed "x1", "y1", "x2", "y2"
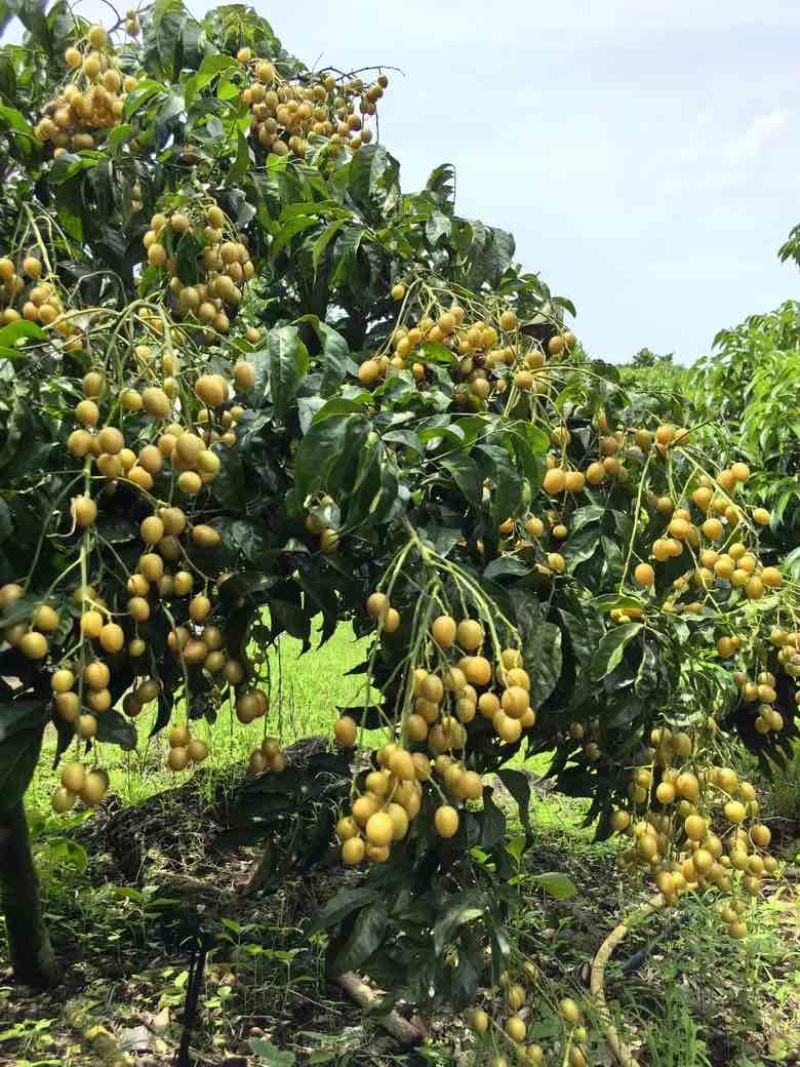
[{"x1": 0, "y1": 801, "x2": 58, "y2": 988}]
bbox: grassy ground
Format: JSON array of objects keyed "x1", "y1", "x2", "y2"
[{"x1": 3, "y1": 624, "x2": 800, "y2": 1067}]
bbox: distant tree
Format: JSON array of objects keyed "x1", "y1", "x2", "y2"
[{"x1": 631, "y1": 347, "x2": 674, "y2": 368}]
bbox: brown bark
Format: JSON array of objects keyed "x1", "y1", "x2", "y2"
[{"x1": 0, "y1": 801, "x2": 59, "y2": 988}]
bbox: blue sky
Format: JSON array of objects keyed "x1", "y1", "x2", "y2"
[{"x1": 8, "y1": 0, "x2": 800, "y2": 362}]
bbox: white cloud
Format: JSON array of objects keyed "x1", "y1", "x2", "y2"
[{"x1": 726, "y1": 109, "x2": 792, "y2": 165}]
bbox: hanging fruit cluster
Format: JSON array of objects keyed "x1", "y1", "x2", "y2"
[
  {"x1": 467, "y1": 967, "x2": 590, "y2": 1067},
  {"x1": 237, "y1": 47, "x2": 388, "y2": 157},
  {"x1": 51, "y1": 762, "x2": 109, "y2": 813},
  {"x1": 363, "y1": 296, "x2": 577, "y2": 407},
  {"x1": 0, "y1": 254, "x2": 81, "y2": 349},
  {"x1": 141, "y1": 201, "x2": 255, "y2": 337},
  {"x1": 35, "y1": 27, "x2": 137, "y2": 153},
  {"x1": 612, "y1": 726, "x2": 776, "y2": 938},
  {"x1": 332, "y1": 556, "x2": 537, "y2": 866}
]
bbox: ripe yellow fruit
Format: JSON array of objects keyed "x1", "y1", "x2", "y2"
[
  {"x1": 188, "y1": 738, "x2": 209, "y2": 763},
  {"x1": 233, "y1": 361, "x2": 256, "y2": 391},
  {"x1": 84, "y1": 660, "x2": 110, "y2": 690},
  {"x1": 456, "y1": 618, "x2": 484, "y2": 652},
  {"x1": 87, "y1": 24, "x2": 107, "y2": 48},
  {"x1": 634, "y1": 562, "x2": 654, "y2": 587},
  {"x1": 434, "y1": 804, "x2": 459, "y2": 838},
  {"x1": 365, "y1": 811, "x2": 394, "y2": 847},
  {"x1": 33, "y1": 605, "x2": 59, "y2": 632},
  {"x1": 195, "y1": 373, "x2": 227, "y2": 407},
  {"x1": 506, "y1": 1016, "x2": 526, "y2": 1042},
  {"x1": 366, "y1": 591, "x2": 390, "y2": 620},
  {"x1": 357, "y1": 359, "x2": 381, "y2": 386},
  {"x1": 99, "y1": 622, "x2": 124, "y2": 653},
  {"x1": 391, "y1": 282, "x2": 405, "y2": 300},
  {"x1": 342, "y1": 836, "x2": 365, "y2": 865},
  {"x1": 60, "y1": 761, "x2": 85, "y2": 793},
  {"x1": 334, "y1": 716, "x2": 357, "y2": 746},
  {"x1": 559, "y1": 998, "x2": 582, "y2": 1025},
  {"x1": 168, "y1": 746, "x2": 190, "y2": 771},
  {"x1": 192, "y1": 524, "x2": 221, "y2": 548},
  {"x1": 753, "y1": 507, "x2": 771, "y2": 526},
  {"x1": 140, "y1": 516, "x2": 165, "y2": 545},
  {"x1": 52, "y1": 786, "x2": 76, "y2": 813},
  {"x1": 97, "y1": 426, "x2": 124, "y2": 455},
  {"x1": 72, "y1": 495, "x2": 97, "y2": 527},
  {"x1": 542, "y1": 467, "x2": 566, "y2": 494},
  {"x1": 20, "y1": 631, "x2": 48, "y2": 659},
  {"x1": 431, "y1": 614, "x2": 457, "y2": 648}
]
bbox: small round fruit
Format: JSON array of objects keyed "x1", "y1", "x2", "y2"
[
  {"x1": 334, "y1": 716, "x2": 357, "y2": 746},
  {"x1": 52, "y1": 786, "x2": 76, "y2": 813},
  {"x1": 342, "y1": 836, "x2": 365, "y2": 865},
  {"x1": 365, "y1": 811, "x2": 394, "y2": 847},
  {"x1": 80, "y1": 770, "x2": 108, "y2": 805},
  {"x1": 167, "y1": 746, "x2": 190, "y2": 771},
  {"x1": 431, "y1": 614, "x2": 457, "y2": 648},
  {"x1": 20, "y1": 631, "x2": 48, "y2": 659},
  {"x1": 188, "y1": 738, "x2": 209, "y2": 763},
  {"x1": 61, "y1": 761, "x2": 86, "y2": 793},
  {"x1": 434, "y1": 805, "x2": 459, "y2": 838}
]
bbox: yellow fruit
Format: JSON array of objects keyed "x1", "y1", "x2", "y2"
[
  {"x1": 188, "y1": 738, "x2": 209, "y2": 763},
  {"x1": 634, "y1": 562, "x2": 654, "y2": 587},
  {"x1": 33, "y1": 605, "x2": 59, "y2": 632},
  {"x1": 20, "y1": 631, "x2": 48, "y2": 659},
  {"x1": 506, "y1": 1016, "x2": 526, "y2": 1042},
  {"x1": 342, "y1": 836, "x2": 366, "y2": 865},
  {"x1": 167, "y1": 746, "x2": 190, "y2": 771},
  {"x1": 334, "y1": 716, "x2": 357, "y2": 746},
  {"x1": 434, "y1": 805, "x2": 459, "y2": 838},
  {"x1": 52, "y1": 786, "x2": 76, "y2": 813},
  {"x1": 233, "y1": 361, "x2": 256, "y2": 391},
  {"x1": 431, "y1": 614, "x2": 457, "y2": 648},
  {"x1": 192, "y1": 524, "x2": 221, "y2": 547},
  {"x1": 99, "y1": 622, "x2": 124, "y2": 653},
  {"x1": 366, "y1": 591, "x2": 390, "y2": 620},
  {"x1": 559, "y1": 998, "x2": 581, "y2": 1025},
  {"x1": 456, "y1": 618, "x2": 484, "y2": 651},
  {"x1": 365, "y1": 811, "x2": 394, "y2": 847},
  {"x1": 195, "y1": 374, "x2": 227, "y2": 407}
]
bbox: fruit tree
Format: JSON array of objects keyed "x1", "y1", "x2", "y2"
[{"x1": 0, "y1": 4, "x2": 798, "y2": 1048}]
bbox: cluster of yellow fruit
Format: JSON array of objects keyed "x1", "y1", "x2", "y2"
[
  {"x1": 50, "y1": 761, "x2": 109, "y2": 813},
  {"x1": 246, "y1": 736, "x2": 286, "y2": 776},
  {"x1": 612, "y1": 728, "x2": 776, "y2": 937},
  {"x1": 468, "y1": 972, "x2": 588, "y2": 1067},
  {"x1": 332, "y1": 608, "x2": 536, "y2": 865},
  {"x1": 165, "y1": 724, "x2": 209, "y2": 772},
  {"x1": 67, "y1": 363, "x2": 255, "y2": 495},
  {"x1": 142, "y1": 203, "x2": 256, "y2": 337},
  {"x1": 237, "y1": 48, "x2": 387, "y2": 157},
  {"x1": 0, "y1": 257, "x2": 82, "y2": 351},
  {"x1": 35, "y1": 27, "x2": 136, "y2": 152},
  {"x1": 732, "y1": 668, "x2": 792, "y2": 736}
]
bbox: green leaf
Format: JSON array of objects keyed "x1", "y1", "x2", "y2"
[
  {"x1": 439, "y1": 452, "x2": 482, "y2": 506},
  {"x1": 591, "y1": 622, "x2": 642, "y2": 680},
  {"x1": 517, "y1": 600, "x2": 563, "y2": 706},
  {"x1": 434, "y1": 891, "x2": 486, "y2": 956},
  {"x1": 0, "y1": 699, "x2": 48, "y2": 817},
  {"x1": 312, "y1": 885, "x2": 378, "y2": 931},
  {"x1": 295, "y1": 412, "x2": 369, "y2": 499},
  {"x1": 268, "y1": 325, "x2": 309, "y2": 420},
  {"x1": 94, "y1": 709, "x2": 137, "y2": 751},
  {"x1": 496, "y1": 768, "x2": 532, "y2": 833},
  {"x1": 249, "y1": 1038, "x2": 296, "y2": 1066},
  {"x1": 531, "y1": 872, "x2": 578, "y2": 899},
  {"x1": 331, "y1": 901, "x2": 388, "y2": 974},
  {"x1": 311, "y1": 218, "x2": 347, "y2": 273}
]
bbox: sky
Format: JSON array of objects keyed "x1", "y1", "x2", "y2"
[{"x1": 7, "y1": 0, "x2": 800, "y2": 362}]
